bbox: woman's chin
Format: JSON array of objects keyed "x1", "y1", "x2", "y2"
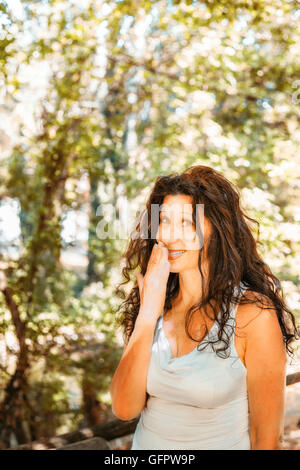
[{"x1": 169, "y1": 262, "x2": 183, "y2": 272}]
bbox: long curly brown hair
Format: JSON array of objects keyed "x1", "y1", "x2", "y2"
[{"x1": 114, "y1": 165, "x2": 299, "y2": 359}]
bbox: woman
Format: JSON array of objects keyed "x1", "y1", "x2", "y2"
[{"x1": 110, "y1": 165, "x2": 299, "y2": 450}]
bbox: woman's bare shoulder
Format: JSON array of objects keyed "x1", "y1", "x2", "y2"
[
  {"x1": 235, "y1": 289, "x2": 278, "y2": 331},
  {"x1": 238, "y1": 292, "x2": 286, "y2": 376}
]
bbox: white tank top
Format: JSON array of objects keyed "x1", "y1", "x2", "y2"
[{"x1": 131, "y1": 282, "x2": 250, "y2": 450}]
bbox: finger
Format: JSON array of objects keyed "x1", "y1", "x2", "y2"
[
  {"x1": 158, "y1": 240, "x2": 167, "y2": 249},
  {"x1": 157, "y1": 240, "x2": 168, "y2": 259},
  {"x1": 151, "y1": 244, "x2": 160, "y2": 263},
  {"x1": 151, "y1": 242, "x2": 159, "y2": 257}
]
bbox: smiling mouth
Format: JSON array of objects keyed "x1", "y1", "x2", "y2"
[{"x1": 168, "y1": 250, "x2": 186, "y2": 259}]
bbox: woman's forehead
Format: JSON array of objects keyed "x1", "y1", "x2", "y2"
[{"x1": 160, "y1": 195, "x2": 194, "y2": 213}]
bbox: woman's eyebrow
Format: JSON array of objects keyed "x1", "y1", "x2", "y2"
[
  {"x1": 160, "y1": 204, "x2": 192, "y2": 211},
  {"x1": 160, "y1": 209, "x2": 193, "y2": 215},
  {"x1": 160, "y1": 210, "x2": 193, "y2": 217}
]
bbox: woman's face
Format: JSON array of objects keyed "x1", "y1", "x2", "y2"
[{"x1": 155, "y1": 194, "x2": 212, "y2": 272}]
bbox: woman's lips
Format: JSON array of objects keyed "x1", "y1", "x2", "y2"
[{"x1": 168, "y1": 250, "x2": 186, "y2": 260}]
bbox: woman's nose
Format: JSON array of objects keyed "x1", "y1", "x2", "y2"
[
  {"x1": 159, "y1": 220, "x2": 186, "y2": 243},
  {"x1": 157, "y1": 222, "x2": 199, "y2": 250}
]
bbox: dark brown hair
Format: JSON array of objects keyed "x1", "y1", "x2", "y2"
[{"x1": 114, "y1": 165, "x2": 299, "y2": 358}]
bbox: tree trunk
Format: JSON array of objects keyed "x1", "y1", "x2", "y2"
[
  {"x1": 0, "y1": 287, "x2": 31, "y2": 448},
  {"x1": 82, "y1": 377, "x2": 103, "y2": 427}
]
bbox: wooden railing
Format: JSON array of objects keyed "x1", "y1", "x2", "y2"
[{"x1": 9, "y1": 416, "x2": 139, "y2": 450}]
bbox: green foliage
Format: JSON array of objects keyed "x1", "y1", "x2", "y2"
[{"x1": 0, "y1": 0, "x2": 299, "y2": 445}]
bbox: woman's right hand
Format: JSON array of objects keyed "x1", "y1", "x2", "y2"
[{"x1": 134, "y1": 241, "x2": 170, "y2": 323}]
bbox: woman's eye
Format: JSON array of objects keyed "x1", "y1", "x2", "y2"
[{"x1": 160, "y1": 217, "x2": 192, "y2": 225}]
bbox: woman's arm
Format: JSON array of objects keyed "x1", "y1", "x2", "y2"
[
  {"x1": 243, "y1": 298, "x2": 287, "y2": 450},
  {"x1": 110, "y1": 241, "x2": 170, "y2": 421},
  {"x1": 110, "y1": 309, "x2": 157, "y2": 421}
]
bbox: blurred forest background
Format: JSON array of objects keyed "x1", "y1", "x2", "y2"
[{"x1": 0, "y1": 0, "x2": 299, "y2": 450}]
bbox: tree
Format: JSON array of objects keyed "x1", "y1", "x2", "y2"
[{"x1": 0, "y1": 0, "x2": 299, "y2": 447}]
